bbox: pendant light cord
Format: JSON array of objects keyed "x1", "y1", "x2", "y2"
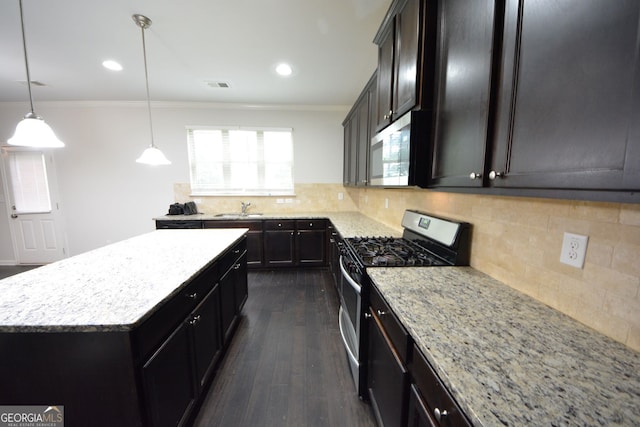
[
  {"x1": 140, "y1": 24, "x2": 155, "y2": 148},
  {"x1": 18, "y1": 0, "x2": 35, "y2": 115}
]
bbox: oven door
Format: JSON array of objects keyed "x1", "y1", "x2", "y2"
[{"x1": 338, "y1": 255, "x2": 362, "y2": 391}]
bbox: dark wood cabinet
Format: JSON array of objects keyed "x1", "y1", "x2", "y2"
[
  {"x1": 264, "y1": 220, "x2": 296, "y2": 266},
  {"x1": 429, "y1": 0, "x2": 499, "y2": 187},
  {"x1": 142, "y1": 321, "x2": 197, "y2": 427},
  {"x1": 426, "y1": 0, "x2": 640, "y2": 201},
  {"x1": 374, "y1": 0, "x2": 435, "y2": 131},
  {"x1": 295, "y1": 219, "x2": 327, "y2": 266},
  {"x1": 218, "y1": 243, "x2": 248, "y2": 346},
  {"x1": 204, "y1": 220, "x2": 263, "y2": 268},
  {"x1": 410, "y1": 344, "x2": 471, "y2": 427},
  {"x1": 490, "y1": 0, "x2": 640, "y2": 192},
  {"x1": 190, "y1": 285, "x2": 223, "y2": 392},
  {"x1": 343, "y1": 72, "x2": 377, "y2": 187},
  {"x1": 264, "y1": 219, "x2": 328, "y2": 267},
  {"x1": 408, "y1": 384, "x2": 438, "y2": 427},
  {"x1": 367, "y1": 285, "x2": 411, "y2": 427}
]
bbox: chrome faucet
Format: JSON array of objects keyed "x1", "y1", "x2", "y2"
[{"x1": 241, "y1": 201, "x2": 251, "y2": 216}]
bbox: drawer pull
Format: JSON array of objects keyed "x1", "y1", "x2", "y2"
[
  {"x1": 376, "y1": 309, "x2": 387, "y2": 316},
  {"x1": 186, "y1": 292, "x2": 198, "y2": 299},
  {"x1": 189, "y1": 315, "x2": 201, "y2": 325},
  {"x1": 364, "y1": 313, "x2": 372, "y2": 319},
  {"x1": 234, "y1": 249, "x2": 240, "y2": 254},
  {"x1": 233, "y1": 263, "x2": 241, "y2": 270},
  {"x1": 433, "y1": 408, "x2": 448, "y2": 421}
]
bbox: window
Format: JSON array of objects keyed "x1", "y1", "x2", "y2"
[
  {"x1": 7, "y1": 150, "x2": 52, "y2": 213},
  {"x1": 187, "y1": 126, "x2": 294, "y2": 196}
]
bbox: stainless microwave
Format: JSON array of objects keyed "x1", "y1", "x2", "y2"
[{"x1": 369, "y1": 110, "x2": 430, "y2": 187}]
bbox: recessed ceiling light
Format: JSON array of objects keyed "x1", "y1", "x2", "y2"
[
  {"x1": 102, "y1": 60, "x2": 123, "y2": 71},
  {"x1": 276, "y1": 63, "x2": 293, "y2": 76}
]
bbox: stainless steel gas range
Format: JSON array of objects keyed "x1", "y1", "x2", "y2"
[{"x1": 337, "y1": 210, "x2": 471, "y2": 398}]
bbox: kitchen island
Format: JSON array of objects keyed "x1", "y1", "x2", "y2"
[
  {"x1": 368, "y1": 267, "x2": 640, "y2": 426},
  {"x1": 0, "y1": 229, "x2": 248, "y2": 427}
]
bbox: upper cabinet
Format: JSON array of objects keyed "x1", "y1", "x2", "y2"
[
  {"x1": 428, "y1": 0, "x2": 640, "y2": 201},
  {"x1": 374, "y1": 0, "x2": 436, "y2": 132},
  {"x1": 343, "y1": 72, "x2": 377, "y2": 187},
  {"x1": 429, "y1": 0, "x2": 499, "y2": 187},
  {"x1": 490, "y1": 0, "x2": 640, "y2": 194}
]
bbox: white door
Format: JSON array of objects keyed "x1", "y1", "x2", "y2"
[{"x1": 1, "y1": 147, "x2": 66, "y2": 264}]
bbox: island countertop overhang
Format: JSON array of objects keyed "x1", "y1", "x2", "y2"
[{"x1": 0, "y1": 229, "x2": 248, "y2": 333}]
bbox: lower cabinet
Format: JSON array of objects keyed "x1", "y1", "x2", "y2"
[
  {"x1": 141, "y1": 237, "x2": 248, "y2": 427},
  {"x1": 203, "y1": 220, "x2": 263, "y2": 268},
  {"x1": 368, "y1": 283, "x2": 471, "y2": 427},
  {"x1": 367, "y1": 285, "x2": 411, "y2": 427},
  {"x1": 295, "y1": 219, "x2": 327, "y2": 266},
  {"x1": 142, "y1": 321, "x2": 197, "y2": 427},
  {"x1": 264, "y1": 219, "x2": 328, "y2": 267},
  {"x1": 410, "y1": 344, "x2": 471, "y2": 427},
  {"x1": 264, "y1": 220, "x2": 296, "y2": 267}
]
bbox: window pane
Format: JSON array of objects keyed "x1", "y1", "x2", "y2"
[{"x1": 8, "y1": 151, "x2": 52, "y2": 213}]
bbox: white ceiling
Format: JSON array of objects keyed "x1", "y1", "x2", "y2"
[{"x1": 0, "y1": 0, "x2": 390, "y2": 106}]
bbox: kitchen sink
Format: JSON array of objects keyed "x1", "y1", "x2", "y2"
[{"x1": 214, "y1": 213, "x2": 263, "y2": 219}]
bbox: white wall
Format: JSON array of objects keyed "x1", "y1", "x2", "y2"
[{"x1": 0, "y1": 102, "x2": 347, "y2": 258}]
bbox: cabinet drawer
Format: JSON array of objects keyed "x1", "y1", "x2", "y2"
[
  {"x1": 370, "y1": 284, "x2": 411, "y2": 364},
  {"x1": 203, "y1": 220, "x2": 263, "y2": 231},
  {"x1": 295, "y1": 219, "x2": 326, "y2": 230},
  {"x1": 264, "y1": 220, "x2": 295, "y2": 231},
  {"x1": 411, "y1": 344, "x2": 471, "y2": 427},
  {"x1": 134, "y1": 262, "x2": 217, "y2": 361},
  {"x1": 217, "y1": 238, "x2": 247, "y2": 274}
]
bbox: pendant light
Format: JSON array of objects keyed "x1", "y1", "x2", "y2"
[
  {"x1": 133, "y1": 14, "x2": 171, "y2": 165},
  {"x1": 8, "y1": 0, "x2": 64, "y2": 148}
]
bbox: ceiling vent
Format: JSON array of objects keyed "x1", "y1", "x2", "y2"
[{"x1": 205, "y1": 81, "x2": 231, "y2": 89}]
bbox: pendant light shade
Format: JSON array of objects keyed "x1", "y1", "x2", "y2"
[
  {"x1": 133, "y1": 14, "x2": 171, "y2": 166},
  {"x1": 8, "y1": 0, "x2": 64, "y2": 148}
]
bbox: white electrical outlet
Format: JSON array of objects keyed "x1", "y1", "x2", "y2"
[
  {"x1": 560, "y1": 232, "x2": 589, "y2": 268},
  {"x1": 338, "y1": 192, "x2": 344, "y2": 200},
  {"x1": 385, "y1": 198, "x2": 389, "y2": 209}
]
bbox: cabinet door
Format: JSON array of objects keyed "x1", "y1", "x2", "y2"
[
  {"x1": 376, "y1": 22, "x2": 396, "y2": 131},
  {"x1": 264, "y1": 228, "x2": 295, "y2": 266},
  {"x1": 296, "y1": 230, "x2": 326, "y2": 266},
  {"x1": 233, "y1": 253, "x2": 248, "y2": 312},
  {"x1": 491, "y1": 0, "x2": 640, "y2": 190},
  {"x1": 142, "y1": 322, "x2": 196, "y2": 427},
  {"x1": 429, "y1": 0, "x2": 498, "y2": 187},
  {"x1": 394, "y1": 0, "x2": 421, "y2": 118},
  {"x1": 245, "y1": 231, "x2": 263, "y2": 267},
  {"x1": 190, "y1": 286, "x2": 222, "y2": 392},
  {"x1": 356, "y1": 91, "x2": 371, "y2": 186},
  {"x1": 368, "y1": 309, "x2": 409, "y2": 427},
  {"x1": 219, "y1": 267, "x2": 237, "y2": 345},
  {"x1": 408, "y1": 384, "x2": 438, "y2": 427}
]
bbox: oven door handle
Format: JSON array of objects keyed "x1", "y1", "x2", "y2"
[
  {"x1": 339, "y1": 306, "x2": 359, "y2": 366},
  {"x1": 339, "y1": 255, "x2": 361, "y2": 295}
]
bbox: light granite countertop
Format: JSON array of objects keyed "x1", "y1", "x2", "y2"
[
  {"x1": 0, "y1": 229, "x2": 247, "y2": 333},
  {"x1": 367, "y1": 267, "x2": 640, "y2": 427},
  {"x1": 154, "y1": 211, "x2": 402, "y2": 238}
]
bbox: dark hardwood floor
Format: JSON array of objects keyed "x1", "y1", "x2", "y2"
[
  {"x1": 0, "y1": 265, "x2": 41, "y2": 280},
  {"x1": 194, "y1": 269, "x2": 376, "y2": 427}
]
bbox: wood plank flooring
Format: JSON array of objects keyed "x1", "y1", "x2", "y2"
[{"x1": 194, "y1": 269, "x2": 376, "y2": 427}]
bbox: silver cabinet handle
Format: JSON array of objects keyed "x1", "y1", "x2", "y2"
[
  {"x1": 233, "y1": 263, "x2": 241, "y2": 270},
  {"x1": 189, "y1": 315, "x2": 201, "y2": 325},
  {"x1": 376, "y1": 309, "x2": 386, "y2": 316},
  {"x1": 433, "y1": 408, "x2": 448, "y2": 421},
  {"x1": 489, "y1": 170, "x2": 504, "y2": 180},
  {"x1": 469, "y1": 172, "x2": 482, "y2": 180},
  {"x1": 186, "y1": 292, "x2": 197, "y2": 299},
  {"x1": 364, "y1": 312, "x2": 372, "y2": 319}
]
